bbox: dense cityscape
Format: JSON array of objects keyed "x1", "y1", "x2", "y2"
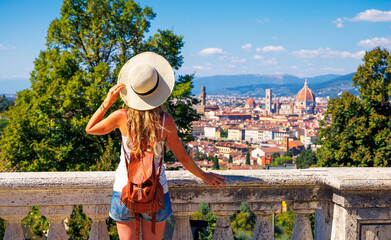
[{"x1": 170, "y1": 80, "x2": 326, "y2": 171}]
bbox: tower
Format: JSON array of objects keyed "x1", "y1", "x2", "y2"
[
  {"x1": 265, "y1": 89, "x2": 272, "y2": 115},
  {"x1": 200, "y1": 85, "x2": 206, "y2": 106},
  {"x1": 284, "y1": 136, "x2": 289, "y2": 152}
]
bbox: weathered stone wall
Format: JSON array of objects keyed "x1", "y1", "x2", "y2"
[{"x1": 0, "y1": 168, "x2": 391, "y2": 239}]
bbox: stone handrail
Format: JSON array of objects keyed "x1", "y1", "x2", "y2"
[{"x1": 1, "y1": 168, "x2": 391, "y2": 239}]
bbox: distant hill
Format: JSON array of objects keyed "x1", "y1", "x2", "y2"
[
  {"x1": 0, "y1": 73, "x2": 359, "y2": 99},
  {"x1": 193, "y1": 74, "x2": 303, "y2": 94},
  {"x1": 193, "y1": 73, "x2": 358, "y2": 98}
]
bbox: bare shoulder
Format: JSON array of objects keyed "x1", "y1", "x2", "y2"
[
  {"x1": 163, "y1": 113, "x2": 176, "y2": 130},
  {"x1": 111, "y1": 109, "x2": 128, "y2": 131},
  {"x1": 112, "y1": 109, "x2": 127, "y2": 119}
]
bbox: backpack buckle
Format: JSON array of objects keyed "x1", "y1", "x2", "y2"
[{"x1": 159, "y1": 199, "x2": 163, "y2": 205}]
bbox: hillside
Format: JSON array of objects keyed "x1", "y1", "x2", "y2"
[
  {"x1": 193, "y1": 73, "x2": 358, "y2": 98},
  {"x1": 1, "y1": 73, "x2": 359, "y2": 98}
]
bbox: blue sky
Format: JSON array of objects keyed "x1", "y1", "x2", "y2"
[{"x1": 0, "y1": 0, "x2": 390, "y2": 85}]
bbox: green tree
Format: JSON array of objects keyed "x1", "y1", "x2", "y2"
[
  {"x1": 0, "y1": 0, "x2": 194, "y2": 172},
  {"x1": 0, "y1": 119, "x2": 9, "y2": 136},
  {"x1": 213, "y1": 155, "x2": 220, "y2": 170},
  {"x1": 230, "y1": 202, "x2": 256, "y2": 239},
  {"x1": 295, "y1": 149, "x2": 317, "y2": 169},
  {"x1": 0, "y1": 0, "x2": 198, "y2": 239},
  {"x1": 0, "y1": 96, "x2": 14, "y2": 113},
  {"x1": 228, "y1": 154, "x2": 233, "y2": 163},
  {"x1": 272, "y1": 152, "x2": 280, "y2": 162},
  {"x1": 274, "y1": 156, "x2": 293, "y2": 165},
  {"x1": 283, "y1": 150, "x2": 293, "y2": 157},
  {"x1": 275, "y1": 209, "x2": 296, "y2": 238},
  {"x1": 245, "y1": 152, "x2": 251, "y2": 165},
  {"x1": 220, "y1": 129, "x2": 228, "y2": 138},
  {"x1": 317, "y1": 47, "x2": 391, "y2": 167}
]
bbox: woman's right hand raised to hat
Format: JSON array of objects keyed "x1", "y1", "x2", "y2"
[{"x1": 104, "y1": 83, "x2": 125, "y2": 107}]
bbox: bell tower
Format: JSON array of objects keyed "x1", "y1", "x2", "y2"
[
  {"x1": 200, "y1": 85, "x2": 206, "y2": 106},
  {"x1": 265, "y1": 89, "x2": 272, "y2": 115}
]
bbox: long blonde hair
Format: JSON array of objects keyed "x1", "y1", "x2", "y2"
[{"x1": 126, "y1": 106, "x2": 164, "y2": 158}]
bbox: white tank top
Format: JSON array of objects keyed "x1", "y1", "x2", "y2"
[{"x1": 113, "y1": 114, "x2": 168, "y2": 193}]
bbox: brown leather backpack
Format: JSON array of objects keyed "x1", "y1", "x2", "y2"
[{"x1": 120, "y1": 135, "x2": 165, "y2": 236}]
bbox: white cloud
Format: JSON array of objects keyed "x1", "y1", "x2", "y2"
[
  {"x1": 351, "y1": 9, "x2": 391, "y2": 22},
  {"x1": 333, "y1": 9, "x2": 391, "y2": 28},
  {"x1": 292, "y1": 48, "x2": 365, "y2": 59},
  {"x1": 333, "y1": 18, "x2": 344, "y2": 28},
  {"x1": 241, "y1": 43, "x2": 252, "y2": 51},
  {"x1": 198, "y1": 48, "x2": 223, "y2": 56},
  {"x1": 256, "y1": 17, "x2": 270, "y2": 23},
  {"x1": 0, "y1": 43, "x2": 15, "y2": 51},
  {"x1": 231, "y1": 57, "x2": 246, "y2": 63},
  {"x1": 260, "y1": 58, "x2": 278, "y2": 65},
  {"x1": 193, "y1": 65, "x2": 206, "y2": 70},
  {"x1": 0, "y1": 74, "x2": 29, "y2": 79},
  {"x1": 291, "y1": 66, "x2": 298, "y2": 70},
  {"x1": 252, "y1": 55, "x2": 264, "y2": 60},
  {"x1": 192, "y1": 64, "x2": 212, "y2": 71},
  {"x1": 323, "y1": 67, "x2": 346, "y2": 73},
  {"x1": 358, "y1": 36, "x2": 391, "y2": 48},
  {"x1": 271, "y1": 36, "x2": 280, "y2": 40},
  {"x1": 257, "y1": 45, "x2": 285, "y2": 52},
  {"x1": 218, "y1": 55, "x2": 228, "y2": 61}
]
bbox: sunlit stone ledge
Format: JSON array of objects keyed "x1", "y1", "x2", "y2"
[{"x1": 0, "y1": 168, "x2": 391, "y2": 239}]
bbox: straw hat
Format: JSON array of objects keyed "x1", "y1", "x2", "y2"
[{"x1": 118, "y1": 52, "x2": 175, "y2": 110}]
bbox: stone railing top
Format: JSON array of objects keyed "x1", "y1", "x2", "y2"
[{"x1": 1, "y1": 168, "x2": 391, "y2": 191}]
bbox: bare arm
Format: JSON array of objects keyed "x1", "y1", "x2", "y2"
[
  {"x1": 85, "y1": 84, "x2": 126, "y2": 135},
  {"x1": 165, "y1": 115, "x2": 226, "y2": 188}
]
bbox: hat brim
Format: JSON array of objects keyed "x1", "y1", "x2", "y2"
[{"x1": 118, "y1": 52, "x2": 175, "y2": 110}]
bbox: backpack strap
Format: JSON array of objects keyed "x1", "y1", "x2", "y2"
[
  {"x1": 122, "y1": 142, "x2": 130, "y2": 178},
  {"x1": 157, "y1": 113, "x2": 165, "y2": 178}
]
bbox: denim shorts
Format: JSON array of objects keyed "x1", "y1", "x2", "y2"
[{"x1": 109, "y1": 191, "x2": 172, "y2": 223}]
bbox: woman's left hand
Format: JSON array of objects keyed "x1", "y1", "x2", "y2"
[{"x1": 201, "y1": 172, "x2": 226, "y2": 189}]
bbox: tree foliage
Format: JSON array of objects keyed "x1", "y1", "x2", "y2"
[
  {"x1": 0, "y1": 119, "x2": 9, "y2": 136},
  {"x1": 275, "y1": 209, "x2": 296, "y2": 238},
  {"x1": 317, "y1": 47, "x2": 391, "y2": 167},
  {"x1": 245, "y1": 152, "x2": 250, "y2": 165},
  {"x1": 228, "y1": 154, "x2": 233, "y2": 163},
  {"x1": 295, "y1": 149, "x2": 317, "y2": 169},
  {"x1": 0, "y1": 0, "x2": 198, "y2": 172},
  {"x1": 274, "y1": 156, "x2": 293, "y2": 166},
  {"x1": 0, "y1": 96, "x2": 14, "y2": 113},
  {"x1": 212, "y1": 156, "x2": 220, "y2": 170},
  {"x1": 231, "y1": 202, "x2": 256, "y2": 239},
  {"x1": 0, "y1": 1, "x2": 198, "y2": 239}
]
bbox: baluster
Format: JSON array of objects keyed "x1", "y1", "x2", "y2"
[
  {"x1": 249, "y1": 202, "x2": 281, "y2": 240},
  {"x1": 40, "y1": 205, "x2": 73, "y2": 240},
  {"x1": 210, "y1": 203, "x2": 241, "y2": 240},
  {"x1": 288, "y1": 201, "x2": 322, "y2": 240},
  {"x1": 0, "y1": 206, "x2": 31, "y2": 240},
  {"x1": 83, "y1": 204, "x2": 110, "y2": 240},
  {"x1": 172, "y1": 203, "x2": 199, "y2": 240}
]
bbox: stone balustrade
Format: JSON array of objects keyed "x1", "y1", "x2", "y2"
[{"x1": 0, "y1": 168, "x2": 391, "y2": 239}]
